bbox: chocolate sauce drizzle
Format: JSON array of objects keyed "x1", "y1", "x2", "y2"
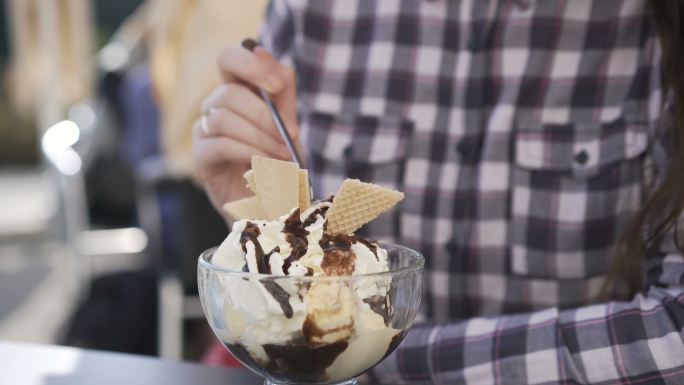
[
  {"x1": 239, "y1": 222, "x2": 261, "y2": 254},
  {"x1": 318, "y1": 233, "x2": 353, "y2": 275},
  {"x1": 261, "y1": 279, "x2": 294, "y2": 318},
  {"x1": 302, "y1": 314, "x2": 353, "y2": 345},
  {"x1": 281, "y1": 207, "x2": 333, "y2": 275},
  {"x1": 282, "y1": 209, "x2": 310, "y2": 275},
  {"x1": 320, "y1": 233, "x2": 353, "y2": 252},
  {"x1": 302, "y1": 207, "x2": 324, "y2": 228},
  {"x1": 318, "y1": 233, "x2": 381, "y2": 275},
  {"x1": 262, "y1": 341, "x2": 348, "y2": 383},
  {"x1": 239, "y1": 222, "x2": 280, "y2": 274},
  {"x1": 226, "y1": 340, "x2": 348, "y2": 383},
  {"x1": 354, "y1": 238, "x2": 379, "y2": 260},
  {"x1": 240, "y1": 222, "x2": 291, "y2": 316},
  {"x1": 384, "y1": 332, "x2": 404, "y2": 359}
]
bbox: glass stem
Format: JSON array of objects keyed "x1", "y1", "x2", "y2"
[{"x1": 264, "y1": 378, "x2": 358, "y2": 385}]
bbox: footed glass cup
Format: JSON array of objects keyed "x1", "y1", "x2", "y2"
[{"x1": 198, "y1": 243, "x2": 424, "y2": 385}]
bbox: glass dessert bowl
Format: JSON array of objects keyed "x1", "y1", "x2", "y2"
[{"x1": 198, "y1": 243, "x2": 424, "y2": 385}]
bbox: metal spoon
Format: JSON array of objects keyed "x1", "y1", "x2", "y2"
[{"x1": 242, "y1": 39, "x2": 314, "y2": 200}]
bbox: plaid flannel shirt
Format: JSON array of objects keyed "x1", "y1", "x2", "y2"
[{"x1": 260, "y1": 1, "x2": 684, "y2": 383}]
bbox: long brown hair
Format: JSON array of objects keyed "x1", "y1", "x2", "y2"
[{"x1": 604, "y1": 0, "x2": 684, "y2": 297}]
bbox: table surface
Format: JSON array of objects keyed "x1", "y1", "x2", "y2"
[{"x1": 0, "y1": 341, "x2": 263, "y2": 385}]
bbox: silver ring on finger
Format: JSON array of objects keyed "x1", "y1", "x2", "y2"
[{"x1": 200, "y1": 107, "x2": 217, "y2": 135}]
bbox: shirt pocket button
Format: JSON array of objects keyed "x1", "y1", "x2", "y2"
[{"x1": 574, "y1": 150, "x2": 589, "y2": 166}]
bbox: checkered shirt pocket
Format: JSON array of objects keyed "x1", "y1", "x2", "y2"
[{"x1": 511, "y1": 115, "x2": 650, "y2": 279}]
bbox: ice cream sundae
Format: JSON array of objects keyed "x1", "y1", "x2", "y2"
[{"x1": 198, "y1": 156, "x2": 423, "y2": 384}]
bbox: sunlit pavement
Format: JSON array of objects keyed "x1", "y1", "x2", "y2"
[{"x1": 0, "y1": 241, "x2": 72, "y2": 343}]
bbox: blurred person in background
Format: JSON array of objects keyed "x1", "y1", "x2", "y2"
[
  {"x1": 148, "y1": 0, "x2": 268, "y2": 175},
  {"x1": 195, "y1": 1, "x2": 684, "y2": 383},
  {"x1": 3, "y1": 0, "x2": 93, "y2": 166},
  {"x1": 5, "y1": 0, "x2": 94, "y2": 128}
]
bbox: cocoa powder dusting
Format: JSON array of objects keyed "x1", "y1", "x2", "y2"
[{"x1": 320, "y1": 248, "x2": 356, "y2": 276}]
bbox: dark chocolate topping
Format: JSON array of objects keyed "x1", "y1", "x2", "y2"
[
  {"x1": 282, "y1": 209, "x2": 310, "y2": 274},
  {"x1": 262, "y1": 341, "x2": 348, "y2": 383},
  {"x1": 226, "y1": 340, "x2": 348, "y2": 383},
  {"x1": 302, "y1": 207, "x2": 324, "y2": 228},
  {"x1": 320, "y1": 247, "x2": 356, "y2": 276},
  {"x1": 301, "y1": 316, "x2": 324, "y2": 343},
  {"x1": 239, "y1": 222, "x2": 261, "y2": 254},
  {"x1": 302, "y1": 314, "x2": 354, "y2": 345},
  {"x1": 284, "y1": 209, "x2": 309, "y2": 239},
  {"x1": 354, "y1": 238, "x2": 379, "y2": 260},
  {"x1": 384, "y1": 332, "x2": 403, "y2": 359},
  {"x1": 261, "y1": 279, "x2": 293, "y2": 318},
  {"x1": 319, "y1": 233, "x2": 357, "y2": 276},
  {"x1": 224, "y1": 343, "x2": 264, "y2": 367},
  {"x1": 320, "y1": 233, "x2": 354, "y2": 252},
  {"x1": 240, "y1": 221, "x2": 279, "y2": 274}
]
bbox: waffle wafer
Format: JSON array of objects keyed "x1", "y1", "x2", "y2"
[{"x1": 325, "y1": 179, "x2": 404, "y2": 235}]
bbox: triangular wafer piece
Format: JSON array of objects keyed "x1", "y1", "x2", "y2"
[
  {"x1": 252, "y1": 156, "x2": 299, "y2": 220},
  {"x1": 298, "y1": 169, "x2": 311, "y2": 212},
  {"x1": 223, "y1": 196, "x2": 268, "y2": 220},
  {"x1": 325, "y1": 179, "x2": 405, "y2": 235},
  {"x1": 243, "y1": 169, "x2": 256, "y2": 193}
]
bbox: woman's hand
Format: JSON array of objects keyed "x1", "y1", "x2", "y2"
[{"x1": 193, "y1": 41, "x2": 299, "y2": 221}]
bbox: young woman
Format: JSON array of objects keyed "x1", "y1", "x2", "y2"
[{"x1": 193, "y1": 1, "x2": 684, "y2": 382}]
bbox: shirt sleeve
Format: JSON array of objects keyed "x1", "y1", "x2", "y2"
[
  {"x1": 371, "y1": 254, "x2": 684, "y2": 384},
  {"x1": 370, "y1": 117, "x2": 684, "y2": 385}
]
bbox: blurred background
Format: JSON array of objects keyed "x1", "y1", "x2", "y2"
[{"x1": 0, "y1": 0, "x2": 266, "y2": 362}]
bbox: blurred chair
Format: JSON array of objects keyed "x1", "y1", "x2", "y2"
[
  {"x1": 4, "y1": 0, "x2": 95, "y2": 290},
  {"x1": 36, "y1": 0, "x2": 150, "y2": 303},
  {"x1": 134, "y1": 158, "x2": 226, "y2": 360}
]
